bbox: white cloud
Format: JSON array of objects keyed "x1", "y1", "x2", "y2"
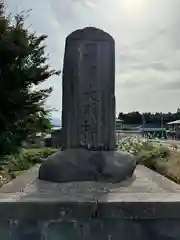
[{"x1": 7, "y1": 0, "x2": 180, "y2": 117}]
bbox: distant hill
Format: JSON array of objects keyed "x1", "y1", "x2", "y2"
[{"x1": 51, "y1": 118, "x2": 61, "y2": 127}]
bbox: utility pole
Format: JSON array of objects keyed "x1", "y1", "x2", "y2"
[
  {"x1": 142, "y1": 114, "x2": 145, "y2": 139},
  {"x1": 161, "y1": 113, "x2": 164, "y2": 138}
]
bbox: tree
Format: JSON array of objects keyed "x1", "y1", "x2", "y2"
[
  {"x1": 118, "y1": 110, "x2": 180, "y2": 126},
  {"x1": 0, "y1": 4, "x2": 60, "y2": 157}
]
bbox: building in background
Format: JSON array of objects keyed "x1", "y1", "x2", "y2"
[
  {"x1": 167, "y1": 120, "x2": 180, "y2": 140},
  {"x1": 44, "y1": 127, "x2": 63, "y2": 149},
  {"x1": 116, "y1": 118, "x2": 123, "y2": 130}
]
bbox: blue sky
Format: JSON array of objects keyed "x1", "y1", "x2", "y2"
[{"x1": 7, "y1": 0, "x2": 180, "y2": 119}]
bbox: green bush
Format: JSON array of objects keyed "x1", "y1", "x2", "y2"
[
  {"x1": 0, "y1": 148, "x2": 58, "y2": 186},
  {"x1": 118, "y1": 137, "x2": 170, "y2": 169},
  {"x1": 137, "y1": 151, "x2": 157, "y2": 169},
  {"x1": 157, "y1": 145, "x2": 170, "y2": 158},
  {"x1": 5, "y1": 148, "x2": 58, "y2": 172}
]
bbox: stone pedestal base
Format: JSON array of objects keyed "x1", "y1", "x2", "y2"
[
  {"x1": 38, "y1": 148, "x2": 136, "y2": 183},
  {"x1": 1, "y1": 165, "x2": 180, "y2": 239}
]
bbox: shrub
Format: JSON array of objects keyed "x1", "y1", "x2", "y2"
[
  {"x1": 0, "y1": 148, "x2": 58, "y2": 186},
  {"x1": 117, "y1": 136, "x2": 144, "y2": 155},
  {"x1": 118, "y1": 137, "x2": 170, "y2": 169},
  {"x1": 5, "y1": 148, "x2": 58, "y2": 172}
]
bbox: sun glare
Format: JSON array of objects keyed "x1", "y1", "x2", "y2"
[{"x1": 122, "y1": 0, "x2": 145, "y2": 17}]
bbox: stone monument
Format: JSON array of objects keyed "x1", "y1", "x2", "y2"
[
  {"x1": 61, "y1": 27, "x2": 116, "y2": 150},
  {"x1": 39, "y1": 27, "x2": 136, "y2": 183}
]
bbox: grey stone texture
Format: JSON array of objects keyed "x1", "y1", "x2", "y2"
[
  {"x1": 39, "y1": 148, "x2": 136, "y2": 183},
  {"x1": 39, "y1": 27, "x2": 136, "y2": 183},
  {"x1": 61, "y1": 27, "x2": 116, "y2": 150},
  {"x1": 1, "y1": 165, "x2": 180, "y2": 239}
]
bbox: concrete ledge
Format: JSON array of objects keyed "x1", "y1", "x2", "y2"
[
  {"x1": 0, "y1": 194, "x2": 180, "y2": 221},
  {"x1": 0, "y1": 165, "x2": 39, "y2": 193}
]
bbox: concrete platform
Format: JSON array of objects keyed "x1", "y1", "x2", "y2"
[
  {"x1": 2, "y1": 164, "x2": 180, "y2": 195},
  {"x1": 0, "y1": 165, "x2": 180, "y2": 239}
]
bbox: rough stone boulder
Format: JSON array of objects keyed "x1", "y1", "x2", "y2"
[{"x1": 39, "y1": 149, "x2": 136, "y2": 183}]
